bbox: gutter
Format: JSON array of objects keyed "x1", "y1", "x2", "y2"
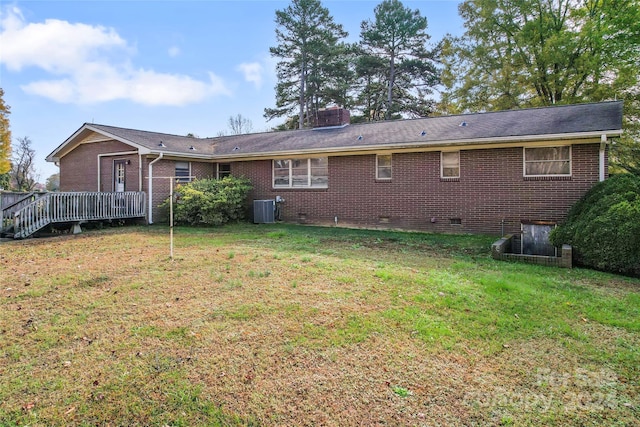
[{"x1": 147, "y1": 153, "x2": 164, "y2": 224}]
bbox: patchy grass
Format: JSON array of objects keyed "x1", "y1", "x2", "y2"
[{"x1": 0, "y1": 223, "x2": 638, "y2": 426}]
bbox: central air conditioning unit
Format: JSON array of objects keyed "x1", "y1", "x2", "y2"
[{"x1": 253, "y1": 199, "x2": 275, "y2": 224}]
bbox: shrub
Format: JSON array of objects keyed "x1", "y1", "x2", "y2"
[
  {"x1": 164, "y1": 176, "x2": 252, "y2": 226},
  {"x1": 550, "y1": 174, "x2": 640, "y2": 277}
]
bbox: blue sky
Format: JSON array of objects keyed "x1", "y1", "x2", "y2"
[{"x1": 0, "y1": 0, "x2": 464, "y2": 181}]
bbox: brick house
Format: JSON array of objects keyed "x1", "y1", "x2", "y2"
[{"x1": 46, "y1": 101, "x2": 623, "y2": 235}]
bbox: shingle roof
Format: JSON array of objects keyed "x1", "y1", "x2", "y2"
[
  {"x1": 86, "y1": 124, "x2": 216, "y2": 156},
  {"x1": 209, "y1": 101, "x2": 623, "y2": 157},
  {"x1": 51, "y1": 101, "x2": 623, "y2": 162}
]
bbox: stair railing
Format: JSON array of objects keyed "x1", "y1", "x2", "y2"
[{"x1": 13, "y1": 192, "x2": 146, "y2": 239}]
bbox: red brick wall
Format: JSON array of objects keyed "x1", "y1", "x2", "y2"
[
  {"x1": 60, "y1": 140, "x2": 137, "y2": 192},
  {"x1": 235, "y1": 144, "x2": 602, "y2": 235},
  {"x1": 60, "y1": 138, "x2": 603, "y2": 234},
  {"x1": 60, "y1": 139, "x2": 215, "y2": 222}
]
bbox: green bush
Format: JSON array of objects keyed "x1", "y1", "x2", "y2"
[
  {"x1": 163, "y1": 176, "x2": 252, "y2": 226},
  {"x1": 550, "y1": 174, "x2": 640, "y2": 277}
]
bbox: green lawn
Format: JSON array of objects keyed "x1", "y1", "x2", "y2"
[{"x1": 0, "y1": 224, "x2": 638, "y2": 426}]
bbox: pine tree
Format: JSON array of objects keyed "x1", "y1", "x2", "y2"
[
  {"x1": 358, "y1": 0, "x2": 439, "y2": 120},
  {"x1": 265, "y1": 0, "x2": 348, "y2": 129}
]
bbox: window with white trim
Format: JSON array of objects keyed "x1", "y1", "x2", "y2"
[
  {"x1": 376, "y1": 154, "x2": 392, "y2": 180},
  {"x1": 524, "y1": 146, "x2": 571, "y2": 176},
  {"x1": 441, "y1": 151, "x2": 460, "y2": 178},
  {"x1": 175, "y1": 161, "x2": 191, "y2": 183},
  {"x1": 217, "y1": 163, "x2": 231, "y2": 179},
  {"x1": 273, "y1": 157, "x2": 328, "y2": 188}
]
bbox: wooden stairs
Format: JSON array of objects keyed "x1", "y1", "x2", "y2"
[{"x1": 1, "y1": 192, "x2": 146, "y2": 239}]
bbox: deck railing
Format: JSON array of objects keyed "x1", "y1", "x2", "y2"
[
  {"x1": 1, "y1": 192, "x2": 48, "y2": 230},
  {"x1": 12, "y1": 192, "x2": 146, "y2": 239},
  {"x1": 1, "y1": 192, "x2": 45, "y2": 210}
]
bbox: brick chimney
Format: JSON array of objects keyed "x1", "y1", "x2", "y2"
[{"x1": 313, "y1": 107, "x2": 350, "y2": 128}]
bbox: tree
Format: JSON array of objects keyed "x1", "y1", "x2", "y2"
[
  {"x1": 610, "y1": 88, "x2": 640, "y2": 176},
  {"x1": 45, "y1": 173, "x2": 60, "y2": 192},
  {"x1": 351, "y1": 46, "x2": 391, "y2": 122},
  {"x1": 10, "y1": 136, "x2": 38, "y2": 191},
  {"x1": 359, "y1": 0, "x2": 440, "y2": 120},
  {"x1": 164, "y1": 177, "x2": 253, "y2": 226},
  {"x1": 265, "y1": 0, "x2": 349, "y2": 129},
  {"x1": 611, "y1": 133, "x2": 640, "y2": 176},
  {"x1": 0, "y1": 88, "x2": 11, "y2": 176},
  {"x1": 550, "y1": 174, "x2": 640, "y2": 277},
  {"x1": 442, "y1": 0, "x2": 640, "y2": 110},
  {"x1": 0, "y1": 173, "x2": 9, "y2": 190},
  {"x1": 441, "y1": 0, "x2": 640, "y2": 173},
  {"x1": 228, "y1": 114, "x2": 253, "y2": 135}
]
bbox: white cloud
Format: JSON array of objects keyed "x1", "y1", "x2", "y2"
[
  {"x1": 0, "y1": 6, "x2": 231, "y2": 106},
  {"x1": 128, "y1": 70, "x2": 230, "y2": 106},
  {"x1": 236, "y1": 62, "x2": 264, "y2": 89},
  {"x1": 22, "y1": 67, "x2": 231, "y2": 106},
  {"x1": 22, "y1": 79, "x2": 76, "y2": 103},
  {"x1": 0, "y1": 7, "x2": 128, "y2": 73}
]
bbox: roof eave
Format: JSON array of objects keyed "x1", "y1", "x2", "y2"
[
  {"x1": 45, "y1": 123, "x2": 153, "y2": 162},
  {"x1": 46, "y1": 124, "x2": 91, "y2": 162}
]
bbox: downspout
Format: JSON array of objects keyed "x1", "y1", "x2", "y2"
[
  {"x1": 599, "y1": 134, "x2": 607, "y2": 182},
  {"x1": 148, "y1": 153, "x2": 164, "y2": 224},
  {"x1": 97, "y1": 150, "x2": 138, "y2": 191},
  {"x1": 138, "y1": 153, "x2": 143, "y2": 191}
]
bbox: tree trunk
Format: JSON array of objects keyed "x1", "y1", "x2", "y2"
[
  {"x1": 387, "y1": 53, "x2": 395, "y2": 120},
  {"x1": 299, "y1": 65, "x2": 305, "y2": 129}
]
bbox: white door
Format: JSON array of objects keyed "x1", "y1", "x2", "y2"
[{"x1": 114, "y1": 160, "x2": 126, "y2": 192}]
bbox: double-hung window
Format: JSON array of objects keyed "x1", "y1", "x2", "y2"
[
  {"x1": 175, "y1": 161, "x2": 191, "y2": 183},
  {"x1": 524, "y1": 146, "x2": 571, "y2": 177},
  {"x1": 217, "y1": 163, "x2": 231, "y2": 179},
  {"x1": 441, "y1": 151, "x2": 460, "y2": 178},
  {"x1": 376, "y1": 154, "x2": 392, "y2": 180},
  {"x1": 273, "y1": 157, "x2": 328, "y2": 188}
]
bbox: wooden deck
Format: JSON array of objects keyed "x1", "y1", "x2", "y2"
[{"x1": 1, "y1": 192, "x2": 146, "y2": 239}]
